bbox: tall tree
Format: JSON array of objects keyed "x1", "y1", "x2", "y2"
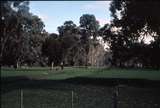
[
  {"x1": 106, "y1": 0, "x2": 160, "y2": 68},
  {"x1": 22, "y1": 15, "x2": 46, "y2": 66},
  {"x1": 79, "y1": 14, "x2": 100, "y2": 66},
  {"x1": 79, "y1": 14, "x2": 99, "y2": 40},
  {"x1": 1, "y1": 1, "x2": 30, "y2": 66},
  {"x1": 1, "y1": 1, "x2": 47, "y2": 67},
  {"x1": 57, "y1": 21, "x2": 80, "y2": 65},
  {"x1": 42, "y1": 33, "x2": 63, "y2": 65}
]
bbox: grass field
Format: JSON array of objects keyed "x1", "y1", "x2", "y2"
[
  {"x1": 1, "y1": 67, "x2": 160, "y2": 108},
  {"x1": 1, "y1": 67, "x2": 160, "y2": 80}
]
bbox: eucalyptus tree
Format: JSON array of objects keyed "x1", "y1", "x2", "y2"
[
  {"x1": 103, "y1": 0, "x2": 160, "y2": 68},
  {"x1": 42, "y1": 33, "x2": 63, "y2": 66},
  {"x1": 79, "y1": 14, "x2": 100, "y2": 66},
  {"x1": 1, "y1": 1, "x2": 47, "y2": 67},
  {"x1": 22, "y1": 15, "x2": 46, "y2": 66},
  {"x1": 57, "y1": 21, "x2": 80, "y2": 65},
  {"x1": 1, "y1": 1, "x2": 30, "y2": 66}
]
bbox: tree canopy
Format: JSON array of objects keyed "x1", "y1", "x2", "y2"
[
  {"x1": 100, "y1": 0, "x2": 160, "y2": 68},
  {"x1": 1, "y1": 1, "x2": 47, "y2": 67},
  {"x1": 1, "y1": 1, "x2": 159, "y2": 69}
]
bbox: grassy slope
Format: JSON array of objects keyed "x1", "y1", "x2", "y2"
[{"x1": 1, "y1": 67, "x2": 160, "y2": 80}]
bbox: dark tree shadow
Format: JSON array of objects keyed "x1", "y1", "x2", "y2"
[{"x1": 1, "y1": 76, "x2": 160, "y2": 94}]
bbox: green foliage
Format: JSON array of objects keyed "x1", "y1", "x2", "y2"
[
  {"x1": 1, "y1": 1, "x2": 47, "y2": 66},
  {"x1": 42, "y1": 21, "x2": 81, "y2": 66},
  {"x1": 79, "y1": 14, "x2": 100, "y2": 66},
  {"x1": 58, "y1": 20, "x2": 78, "y2": 36},
  {"x1": 102, "y1": 0, "x2": 160, "y2": 69},
  {"x1": 80, "y1": 14, "x2": 99, "y2": 40},
  {"x1": 42, "y1": 33, "x2": 63, "y2": 65},
  {"x1": 1, "y1": 2, "x2": 102, "y2": 67}
]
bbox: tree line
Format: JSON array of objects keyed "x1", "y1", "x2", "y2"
[{"x1": 1, "y1": 1, "x2": 160, "y2": 69}]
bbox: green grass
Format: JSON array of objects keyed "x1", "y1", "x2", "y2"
[
  {"x1": 1, "y1": 67, "x2": 160, "y2": 108},
  {"x1": 1, "y1": 86, "x2": 114, "y2": 108},
  {"x1": 1, "y1": 67, "x2": 160, "y2": 80},
  {"x1": 1, "y1": 90, "x2": 21, "y2": 108},
  {"x1": 2, "y1": 80, "x2": 160, "y2": 108}
]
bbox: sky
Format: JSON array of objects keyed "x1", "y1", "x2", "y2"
[{"x1": 29, "y1": 1, "x2": 111, "y2": 34}]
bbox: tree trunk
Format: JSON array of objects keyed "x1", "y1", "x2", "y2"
[
  {"x1": 16, "y1": 62, "x2": 19, "y2": 69},
  {"x1": 51, "y1": 62, "x2": 54, "y2": 70},
  {"x1": 85, "y1": 51, "x2": 88, "y2": 68}
]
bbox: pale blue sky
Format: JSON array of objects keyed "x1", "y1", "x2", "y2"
[{"x1": 29, "y1": 1, "x2": 111, "y2": 33}]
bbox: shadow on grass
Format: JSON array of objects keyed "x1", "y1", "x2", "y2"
[{"x1": 1, "y1": 76, "x2": 160, "y2": 94}]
